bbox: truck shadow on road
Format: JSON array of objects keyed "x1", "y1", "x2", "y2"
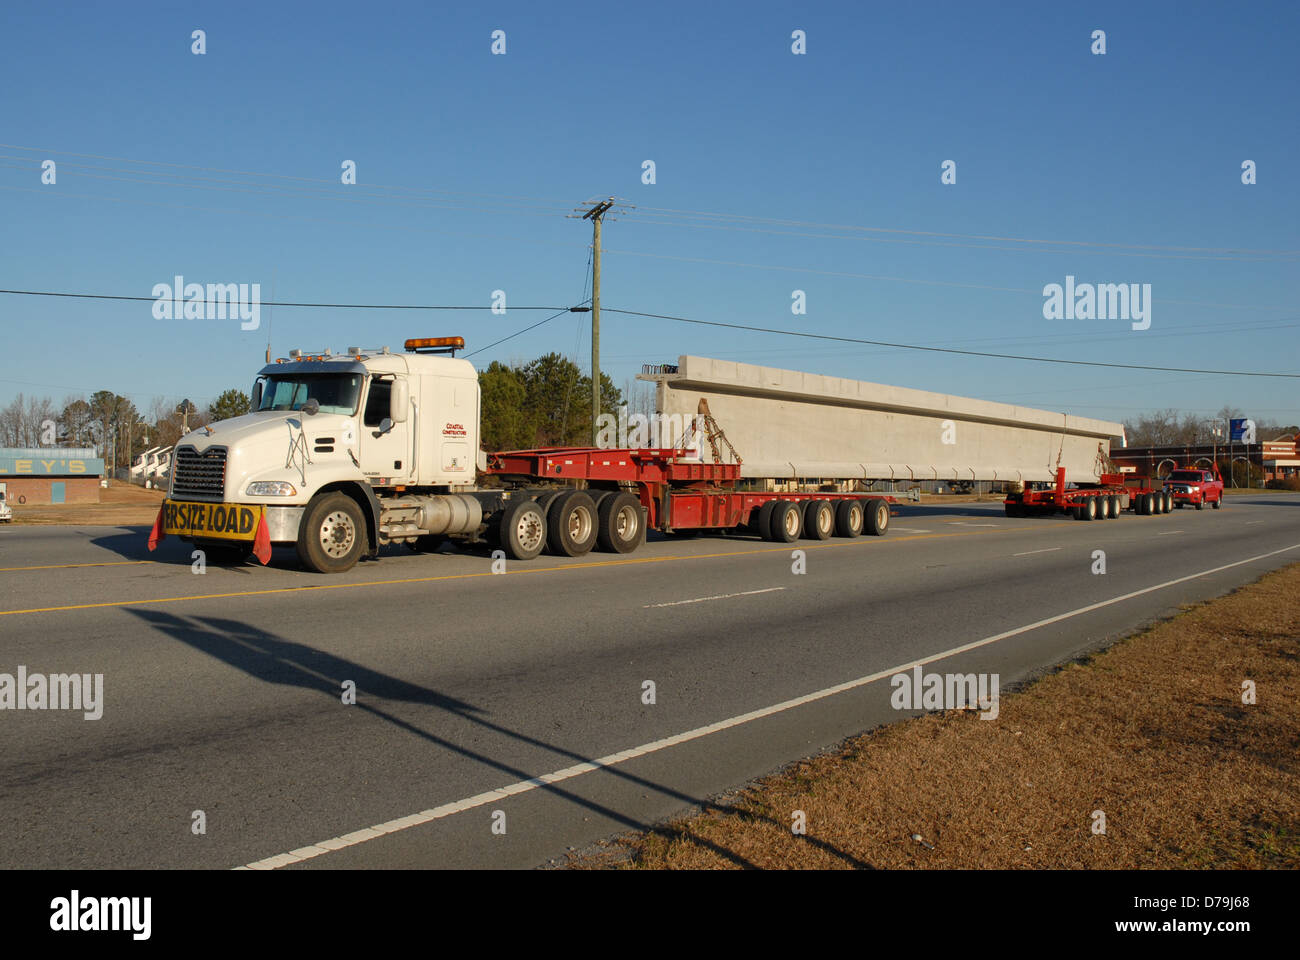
[{"x1": 126, "y1": 607, "x2": 874, "y2": 869}]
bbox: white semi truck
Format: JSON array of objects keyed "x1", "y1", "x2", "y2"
[{"x1": 147, "y1": 336, "x2": 901, "y2": 573}]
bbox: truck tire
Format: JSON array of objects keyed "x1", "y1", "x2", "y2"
[
  {"x1": 1212, "y1": 495, "x2": 1221, "y2": 509},
  {"x1": 770, "y1": 500, "x2": 802, "y2": 542},
  {"x1": 1164, "y1": 491, "x2": 1173, "y2": 512},
  {"x1": 297, "y1": 492, "x2": 367, "y2": 574},
  {"x1": 597, "y1": 492, "x2": 643, "y2": 554},
  {"x1": 865, "y1": 497, "x2": 890, "y2": 536},
  {"x1": 546, "y1": 490, "x2": 598, "y2": 557},
  {"x1": 1109, "y1": 495, "x2": 1121, "y2": 518},
  {"x1": 1195, "y1": 499, "x2": 1203, "y2": 510},
  {"x1": 834, "y1": 499, "x2": 864, "y2": 537},
  {"x1": 1080, "y1": 497, "x2": 1097, "y2": 521},
  {"x1": 499, "y1": 498, "x2": 546, "y2": 560},
  {"x1": 803, "y1": 500, "x2": 834, "y2": 540},
  {"x1": 755, "y1": 501, "x2": 779, "y2": 540}
]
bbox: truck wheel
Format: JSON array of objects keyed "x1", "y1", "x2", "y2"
[
  {"x1": 1195, "y1": 499, "x2": 1203, "y2": 510},
  {"x1": 755, "y1": 501, "x2": 779, "y2": 540},
  {"x1": 1164, "y1": 491, "x2": 1174, "y2": 512},
  {"x1": 1212, "y1": 496, "x2": 1221, "y2": 509},
  {"x1": 547, "y1": 490, "x2": 598, "y2": 557},
  {"x1": 770, "y1": 501, "x2": 802, "y2": 542},
  {"x1": 865, "y1": 497, "x2": 890, "y2": 536},
  {"x1": 296, "y1": 492, "x2": 367, "y2": 574},
  {"x1": 1081, "y1": 497, "x2": 1097, "y2": 521},
  {"x1": 803, "y1": 500, "x2": 834, "y2": 540},
  {"x1": 834, "y1": 499, "x2": 864, "y2": 537},
  {"x1": 499, "y1": 498, "x2": 546, "y2": 560},
  {"x1": 1109, "y1": 495, "x2": 1121, "y2": 518},
  {"x1": 597, "y1": 492, "x2": 643, "y2": 554}
]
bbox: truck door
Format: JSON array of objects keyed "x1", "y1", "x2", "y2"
[{"x1": 360, "y1": 376, "x2": 413, "y2": 484}]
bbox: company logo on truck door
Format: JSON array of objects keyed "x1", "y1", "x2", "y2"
[{"x1": 443, "y1": 423, "x2": 468, "y2": 437}]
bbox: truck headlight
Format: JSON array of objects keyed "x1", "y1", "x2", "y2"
[{"x1": 245, "y1": 481, "x2": 298, "y2": 497}]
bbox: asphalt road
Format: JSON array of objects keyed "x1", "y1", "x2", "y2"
[{"x1": 2, "y1": 494, "x2": 1298, "y2": 869}]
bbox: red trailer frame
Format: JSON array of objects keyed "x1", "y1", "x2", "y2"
[{"x1": 485, "y1": 447, "x2": 902, "y2": 538}]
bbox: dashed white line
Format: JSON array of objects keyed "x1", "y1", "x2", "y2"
[
  {"x1": 1157, "y1": 531, "x2": 1183, "y2": 536},
  {"x1": 643, "y1": 587, "x2": 786, "y2": 608},
  {"x1": 1013, "y1": 547, "x2": 1062, "y2": 557},
  {"x1": 893, "y1": 527, "x2": 933, "y2": 534},
  {"x1": 239, "y1": 541, "x2": 1300, "y2": 870}
]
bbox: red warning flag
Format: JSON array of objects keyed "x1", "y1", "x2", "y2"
[
  {"x1": 147, "y1": 506, "x2": 165, "y2": 552},
  {"x1": 252, "y1": 511, "x2": 272, "y2": 565}
]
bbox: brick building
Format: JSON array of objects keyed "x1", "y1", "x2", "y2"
[{"x1": 0, "y1": 448, "x2": 104, "y2": 505}]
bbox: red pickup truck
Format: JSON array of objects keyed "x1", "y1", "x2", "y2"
[{"x1": 1164, "y1": 467, "x2": 1224, "y2": 510}]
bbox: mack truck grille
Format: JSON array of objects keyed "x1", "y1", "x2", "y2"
[{"x1": 171, "y1": 445, "x2": 228, "y2": 498}]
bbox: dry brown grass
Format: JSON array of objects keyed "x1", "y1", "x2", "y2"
[
  {"x1": 9, "y1": 482, "x2": 164, "y2": 525},
  {"x1": 572, "y1": 564, "x2": 1300, "y2": 869}
]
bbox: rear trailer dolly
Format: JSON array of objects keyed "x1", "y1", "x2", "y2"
[{"x1": 1003, "y1": 467, "x2": 1167, "y2": 522}]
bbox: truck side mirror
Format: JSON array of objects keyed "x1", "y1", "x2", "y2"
[
  {"x1": 390, "y1": 379, "x2": 409, "y2": 423},
  {"x1": 251, "y1": 381, "x2": 262, "y2": 409}
]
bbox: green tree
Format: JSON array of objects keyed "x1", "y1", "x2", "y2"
[
  {"x1": 209, "y1": 388, "x2": 251, "y2": 423},
  {"x1": 479, "y1": 362, "x2": 533, "y2": 451}
]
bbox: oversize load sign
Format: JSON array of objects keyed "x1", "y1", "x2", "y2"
[{"x1": 162, "y1": 501, "x2": 263, "y2": 541}]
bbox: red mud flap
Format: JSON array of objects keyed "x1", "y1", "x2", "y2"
[{"x1": 252, "y1": 513, "x2": 272, "y2": 565}]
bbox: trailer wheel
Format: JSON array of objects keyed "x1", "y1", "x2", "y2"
[
  {"x1": 545, "y1": 490, "x2": 598, "y2": 556},
  {"x1": 499, "y1": 498, "x2": 547, "y2": 560},
  {"x1": 1164, "y1": 491, "x2": 1174, "y2": 512},
  {"x1": 1004, "y1": 502, "x2": 1022, "y2": 518},
  {"x1": 864, "y1": 498, "x2": 890, "y2": 535},
  {"x1": 1138, "y1": 493, "x2": 1151, "y2": 515},
  {"x1": 1109, "y1": 495, "x2": 1121, "y2": 518},
  {"x1": 834, "y1": 499, "x2": 864, "y2": 537},
  {"x1": 755, "y1": 501, "x2": 779, "y2": 540},
  {"x1": 1070, "y1": 505, "x2": 1083, "y2": 520},
  {"x1": 1080, "y1": 497, "x2": 1097, "y2": 521},
  {"x1": 597, "y1": 492, "x2": 643, "y2": 554},
  {"x1": 770, "y1": 500, "x2": 802, "y2": 542},
  {"x1": 803, "y1": 500, "x2": 834, "y2": 540},
  {"x1": 297, "y1": 492, "x2": 367, "y2": 574}
]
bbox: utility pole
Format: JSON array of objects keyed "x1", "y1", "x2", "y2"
[{"x1": 582, "y1": 198, "x2": 614, "y2": 444}]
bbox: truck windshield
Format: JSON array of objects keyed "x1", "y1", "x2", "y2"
[
  {"x1": 1168, "y1": 470, "x2": 1207, "y2": 481},
  {"x1": 256, "y1": 374, "x2": 362, "y2": 415}
]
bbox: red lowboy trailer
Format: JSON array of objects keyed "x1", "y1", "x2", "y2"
[{"x1": 484, "y1": 446, "x2": 899, "y2": 549}]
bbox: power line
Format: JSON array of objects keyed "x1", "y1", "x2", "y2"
[
  {"x1": 600, "y1": 307, "x2": 1300, "y2": 379},
  {"x1": 0, "y1": 289, "x2": 575, "y2": 310},
  {"x1": 463, "y1": 304, "x2": 590, "y2": 359}
]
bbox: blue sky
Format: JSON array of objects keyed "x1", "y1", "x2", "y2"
[{"x1": 1, "y1": 0, "x2": 1296, "y2": 427}]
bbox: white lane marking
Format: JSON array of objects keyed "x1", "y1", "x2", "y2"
[
  {"x1": 643, "y1": 587, "x2": 785, "y2": 608},
  {"x1": 1157, "y1": 531, "x2": 1183, "y2": 536},
  {"x1": 1246, "y1": 521, "x2": 1265, "y2": 525},
  {"x1": 1013, "y1": 547, "x2": 1061, "y2": 557},
  {"x1": 239, "y1": 541, "x2": 1300, "y2": 870},
  {"x1": 950, "y1": 522, "x2": 998, "y2": 527},
  {"x1": 893, "y1": 527, "x2": 933, "y2": 533}
]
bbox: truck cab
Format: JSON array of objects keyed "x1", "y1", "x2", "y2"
[
  {"x1": 156, "y1": 337, "x2": 488, "y2": 572},
  {"x1": 1164, "y1": 467, "x2": 1224, "y2": 510}
]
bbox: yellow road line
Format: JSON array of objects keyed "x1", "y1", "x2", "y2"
[
  {"x1": 0, "y1": 560, "x2": 155, "y2": 573},
  {"x1": 0, "y1": 523, "x2": 1074, "y2": 618}
]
